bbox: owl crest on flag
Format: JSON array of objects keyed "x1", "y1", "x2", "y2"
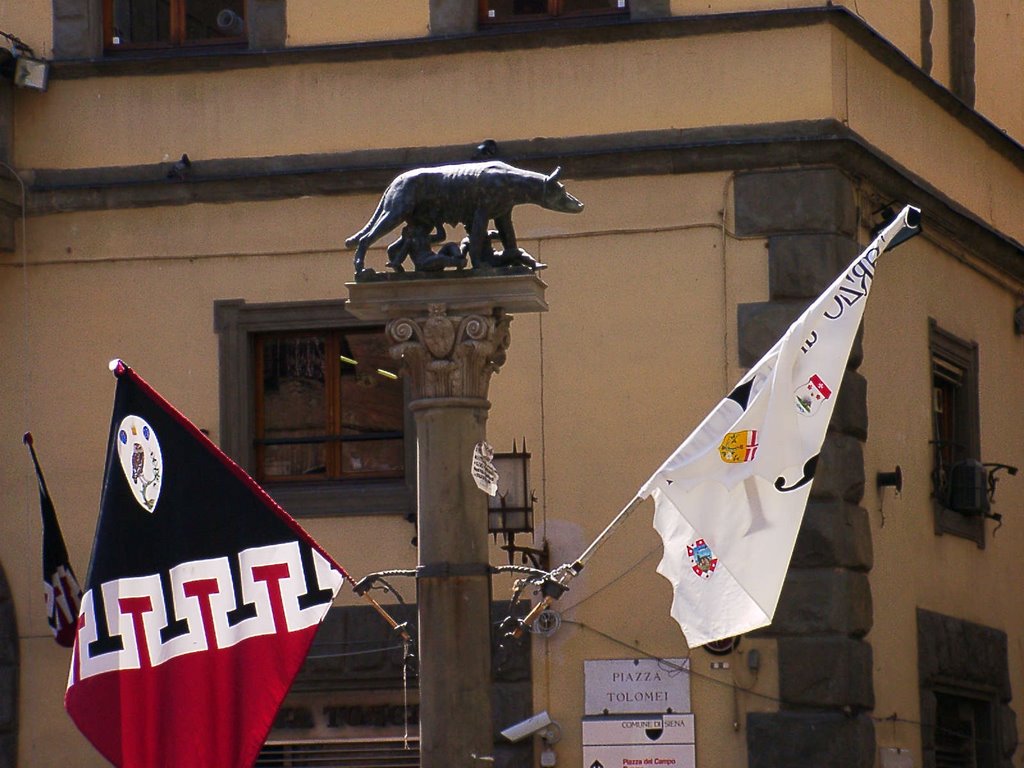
[{"x1": 131, "y1": 443, "x2": 144, "y2": 482}]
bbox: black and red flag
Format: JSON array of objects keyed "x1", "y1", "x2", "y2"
[
  {"x1": 24, "y1": 432, "x2": 83, "y2": 648},
  {"x1": 65, "y1": 361, "x2": 347, "y2": 768}
]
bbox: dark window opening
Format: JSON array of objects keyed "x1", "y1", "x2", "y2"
[
  {"x1": 934, "y1": 689, "x2": 997, "y2": 768},
  {"x1": 214, "y1": 299, "x2": 414, "y2": 519},
  {"x1": 105, "y1": 0, "x2": 246, "y2": 49},
  {"x1": 480, "y1": 0, "x2": 628, "y2": 24},
  {"x1": 929, "y1": 319, "x2": 983, "y2": 545},
  {"x1": 917, "y1": 609, "x2": 1015, "y2": 768},
  {"x1": 256, "y1": 329, "x2": 405, "y2": 484},
  {"x1": 932, "y1": 353, "x2": 968, "y2": 493}
]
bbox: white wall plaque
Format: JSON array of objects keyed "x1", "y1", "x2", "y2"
[
  {"x1": 584, "y1": 659, "x2": 690, "y2": 715},
  {"x1": 583, "y1": 743, "x2": 696, "y2": 768},
  {"x1": 879, "y1": 748, "x2": 914, "y2": 768}
]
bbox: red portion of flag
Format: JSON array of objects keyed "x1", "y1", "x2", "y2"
[{"x1": 66, "y1": 624, "x2": 319, "y2": 768}]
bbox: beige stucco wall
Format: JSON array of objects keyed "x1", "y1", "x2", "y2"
[
  {"x1": 13, "y1": 25, "x2": 834, "y2": 169},
  {"x1": 667, "y1": 0, "x2": 921, "y2": 63},
  {"x1": 13, "y1": 16, "x2": 1024, "y2": 249},
  {"x1": 287, "y1": 0, "x2": 428, "y2": 45},
  {"x1": 862, "y1": 229, "x2": 1024, "y2": 757},
  {"x1": 5, "y1": 0, "x2": 1024, "y2": 147},
  {"x1": 3, "y1": 5, "x2": 1024, "y2": 768},
  {"x1": 1, "y1": 166, "x2": 788, "y2": 766},
  {"x1": 972, "y1": 0, "x2": 1024, "y2": 142},
  {"x1": 837, "y1": 28, "x2": 1024, "y2": 250},
  {"x1": 493, "y1": 172, "x2": 780, "y2": 768},
  {"x1": 0, "y1": 0, "x2": 52, "y2": 58}
]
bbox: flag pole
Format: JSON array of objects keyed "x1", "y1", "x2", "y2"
[
  {"x1": 346, "y1": 574, "x2": 414, "y2": 645},
  {"x1": 570, "y1": 495, "x2": 646, "y2": 572},
  {"x1": 23, "y1": 431, "x2": 43, "y2": 483},
  {"x1": 509, "y1": 495, "x2": 645, "y2": 639}
]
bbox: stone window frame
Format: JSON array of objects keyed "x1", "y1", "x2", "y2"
[
  {"x1": 214, "y1": 298, "x2": 415, "y2": 520},
  {"x1": 53, "y1": 0, "x2": 285, "y2": 59},
  {"x1": 947, "y1": 0, "x2": 976, "y2": 107},
  {"x1": 917, "y1": 609, "x2": 1015, "y2": 768},
  {"x1": 477, "y1": 0, "x2": 630, "y2": 27},
  {"x1": 101, "y1": 0, "x2": 248, "y2": 50},
  {"x1": 919, "y1": 0, "x2": 975, "y2": 107},
  {"x1": 928, "y1": 318, "x2": 984, "y2": 547}
]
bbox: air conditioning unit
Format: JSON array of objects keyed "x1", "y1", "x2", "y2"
[{"x1": 946, "y1": 459, "x2": 989, "y2": 515}]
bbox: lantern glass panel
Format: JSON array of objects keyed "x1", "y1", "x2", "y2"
[{"x1": 491, "y1": 454, "x2": 528, "y2": 510}]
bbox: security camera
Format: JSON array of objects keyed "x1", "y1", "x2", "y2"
[{"x1": 501, "y1": 711, "x2": 556, "y2": 743}]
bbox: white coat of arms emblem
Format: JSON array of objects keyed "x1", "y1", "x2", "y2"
[
  {"x1": 794, "y1": 374, "x2": 832, "y2": 417},
  {"x1": 116, "y1": 415, "x2": 163, "y2": 512}
]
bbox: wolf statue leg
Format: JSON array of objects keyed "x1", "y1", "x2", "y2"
[{"x1": 347, "y1": 206, "x2": 406, "y2": 273}]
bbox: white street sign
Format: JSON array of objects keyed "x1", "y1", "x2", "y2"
[
  {"x1": 584, "y1": 658, "x2": 690, "y2": 715},
  {"x1": 584, "y1": 743, "x2": 696, "y2": 768}
]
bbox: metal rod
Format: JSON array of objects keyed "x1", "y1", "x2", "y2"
[
  {"x1": 356, "y1": 587, "x2": 413, "y2": 644},
  {"x1": 510, "y1": 596, "x2": 554, "y2": 640},
  {"x1": 339, "y1": 573, "x2": 411, "y2": 647},
  {"x1": 509, "y1": 496, "x2": 647, "y2": 639}
]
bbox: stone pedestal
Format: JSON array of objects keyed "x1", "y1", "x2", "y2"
[{"x1": 347, "y1": 271, "x2": 547, "y2": 768}]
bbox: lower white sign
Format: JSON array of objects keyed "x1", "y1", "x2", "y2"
[
  {"x1": 583, "y1": 714, "x2": 695, "y2": 746},
  {"x1": 584, "y1": 743, "x2": 696, "y2": 768}
]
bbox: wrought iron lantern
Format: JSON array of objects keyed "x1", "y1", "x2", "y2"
[{"x1": 487, "y1": 441, "x2": 546, "y2": 568}]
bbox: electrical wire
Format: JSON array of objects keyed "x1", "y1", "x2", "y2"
[
  {"x1": 560, "y1": 617, "x2": 1007, "y2": 750},
  {"x1": 304, "y1": 643, "x2": 409, "y2": 660},
  {"x1": 0, "y1": 30, "x2": 35, "y2": 56},
  {"x1": 558, "y1": 543, "x2": 662, "y2": 614}
]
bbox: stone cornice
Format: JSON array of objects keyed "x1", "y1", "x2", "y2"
[{"x1": 19, "y1": 121, "x2": 1024, "y2": 281}]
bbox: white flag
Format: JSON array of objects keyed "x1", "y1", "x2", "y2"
[{"x1": 639, "y1": 206, "x2": 920, "y2": 648}]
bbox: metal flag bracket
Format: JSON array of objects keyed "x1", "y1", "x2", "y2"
[{"x1": 502, "y1": 495, "x2": 646, "y2": 641}]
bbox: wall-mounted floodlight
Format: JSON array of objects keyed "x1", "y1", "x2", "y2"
[
  {"x1": 0, "y1": 31, "x2": 49, "y2": 92},
  {"x1": 14, "y1": 55, "x2": 48, "y2": 91}
]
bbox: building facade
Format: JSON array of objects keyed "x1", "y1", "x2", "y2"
[{"x1": 1, "y1": 1, "x2": 1023, "y2": 766}]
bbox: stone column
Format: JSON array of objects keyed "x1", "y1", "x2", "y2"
[
  {"x1": 347, "y1": 272, "x2": 547, "y2": 768},
  {"x1": 733, "y1": 168, "x2": 875, "y2": 768}
]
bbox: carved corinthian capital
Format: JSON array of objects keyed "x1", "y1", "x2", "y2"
[{"x1": 386, "y1": 303, "x2": 511, "y2": 403}]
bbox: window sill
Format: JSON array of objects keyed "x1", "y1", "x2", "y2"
[
  {"x1": 933, "y1": 501, "x2": 985, "y2": 548},
  {"x1": 266, "y1": 479, "x2": 414, "y2": 519},
  {"x1": 103, "y1": 41, "x2": 247, "y2": 56},
  {"x1": 478, "y1": 10, "x2": 629, "y2": 29}
]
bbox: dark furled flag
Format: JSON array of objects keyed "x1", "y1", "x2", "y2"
[
  {"x1": 23, "y1": 432, "x2": 83, "y2": 648},
  {"x1": 65, "y1": 361, "x2": 346, "y2": 768}
]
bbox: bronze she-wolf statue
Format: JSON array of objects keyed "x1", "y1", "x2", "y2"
[{"x1": 345, "y1": 160, "x2": 584, "y2": 276}]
